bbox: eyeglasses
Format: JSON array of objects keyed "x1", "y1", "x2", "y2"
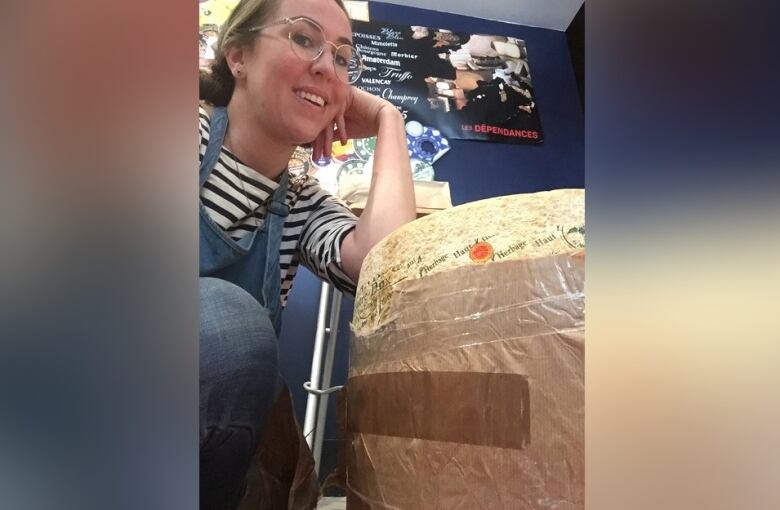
[{"x1": 248, "y1": 16, "x2": 364, "y2": 84}]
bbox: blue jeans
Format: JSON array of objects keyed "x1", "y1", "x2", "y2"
[{"x1": 199, "y1": 278, "x2": 280, "y2": 510}]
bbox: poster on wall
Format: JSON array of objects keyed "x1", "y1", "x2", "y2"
[
  {"x1": 352, "y1": 20, "x2": 543, "y2": 145},
  {"x1": 199, "y1": 1, "x2": 542, "y2": 145}
]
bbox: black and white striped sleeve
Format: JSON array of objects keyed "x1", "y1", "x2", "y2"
[{"x1": 294, "y1": 179, "x2": 359, "y2": 295}]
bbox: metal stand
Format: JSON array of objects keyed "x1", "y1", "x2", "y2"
[{"x1": 302, "y1": 282, "x2": 344, "y2": 474}]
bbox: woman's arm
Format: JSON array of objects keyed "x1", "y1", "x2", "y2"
[
  {"x1": 313, "y1": 88, "x2": 416, "y2": 283},
  {"x1": 340, "y1": 106, "x2": 415, "y2": 282}
]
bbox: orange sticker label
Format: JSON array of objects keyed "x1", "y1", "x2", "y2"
[{"x1": 469, "y1": 241, "x2": 494, "y2": 263}]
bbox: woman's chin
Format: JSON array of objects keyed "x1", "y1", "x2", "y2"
[{"x1": 289, "y1": 129, "x2": 327, "y2": 148}]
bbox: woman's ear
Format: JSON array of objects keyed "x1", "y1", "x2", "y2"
[{"x1": 224, "y1": 45, "x2": 246, "y2": 79}]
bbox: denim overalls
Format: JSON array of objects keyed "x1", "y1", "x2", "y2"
[{"x1": 198, "y1": 106, "x2": 289, "y2": 334}]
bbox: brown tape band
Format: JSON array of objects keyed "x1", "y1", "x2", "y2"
[{"x1": 346, "y1": 371, "x2": 530, "y2": 450}]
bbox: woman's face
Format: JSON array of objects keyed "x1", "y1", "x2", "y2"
[{"x1": 239, "y1": 0, "x2": 352, "y2": 146}]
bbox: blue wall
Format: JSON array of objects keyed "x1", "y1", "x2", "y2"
[{"x1": 277, "y1": 1, "x2": 583, "y2": 478}]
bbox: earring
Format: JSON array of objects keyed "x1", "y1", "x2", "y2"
[{"x1": 234, "y1": 67, "x2": 243, "y2": 77}]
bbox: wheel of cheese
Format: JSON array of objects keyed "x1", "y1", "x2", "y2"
[
  {"x1": 344, "y1": 189, "x2": 585, "y2": 509},
  {"x1": 353, "y1": 188, "x2": 585, "y2": 336}
]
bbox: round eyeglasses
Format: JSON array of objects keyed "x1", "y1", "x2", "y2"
[{"x1": 249, "y1": 16, "x2": 364, "y2": 85}]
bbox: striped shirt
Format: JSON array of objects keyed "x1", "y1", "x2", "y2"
[{"x1": 199, "y1": 106, "x2": 358, "y2": 305}]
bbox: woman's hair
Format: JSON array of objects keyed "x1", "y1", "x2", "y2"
[{"x1": 200, "y1": 0, "x2": 349, "y2": 106}]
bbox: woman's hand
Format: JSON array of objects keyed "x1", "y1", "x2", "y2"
[{"x1": 311, "y1": 87, "x2": 399, "y2": 161}]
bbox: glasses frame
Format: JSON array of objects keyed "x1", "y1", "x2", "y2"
[{"x1": 248, "y1": 16, "x2": 365, "y2": 84}]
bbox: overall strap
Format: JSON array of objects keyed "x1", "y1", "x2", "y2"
[
  {"x1": 266, "y1": 170, "x2": 291, "y2": 217},
  {"x1": 260, "y1": 171, "x2": 290, "y2": 333},
  {"x1": 199, "y1": 106, "x2": 228, "y2": 187}
]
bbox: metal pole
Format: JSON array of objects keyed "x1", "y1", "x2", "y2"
[
  {"x1": 303, "y1": 282, "x2": 331, "y2": 449},
  {"x1": 312, "y1": 289, "x2": 343, "y2": 473}
]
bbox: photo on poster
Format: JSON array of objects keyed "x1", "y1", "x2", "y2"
[{"x1": 353, "y1": 20, "x2": 543, "y2": 145}]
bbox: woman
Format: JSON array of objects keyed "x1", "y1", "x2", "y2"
[{"x1": 198, "y1": 0, "x2": 416, "y2": 508}]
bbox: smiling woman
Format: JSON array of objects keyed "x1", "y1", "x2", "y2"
[{"x1": 197, "y1": 0, "x2": 416, "y2": 509}]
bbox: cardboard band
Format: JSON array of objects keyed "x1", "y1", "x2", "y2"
[{"x1": 347, "y1": 371, "x2": 531, "y2": 450}]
